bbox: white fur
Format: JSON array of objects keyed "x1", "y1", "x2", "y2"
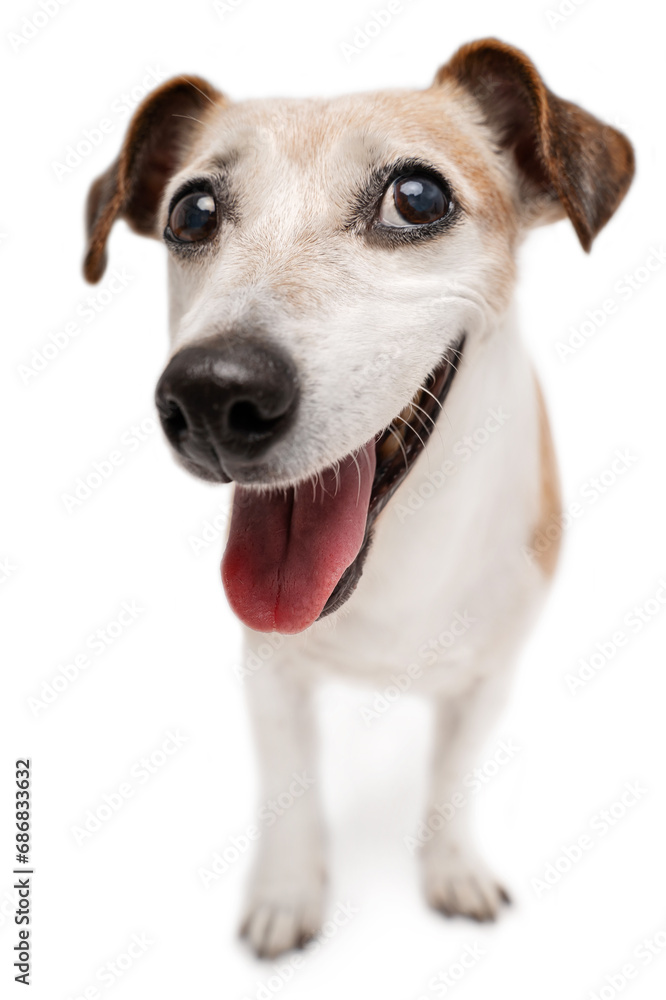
[
  {"x1": 237, "y1": 313, "x2": 548, "y2": 954},
  {"x1": 159, "y1": 91, "x2": 553, "y2": 956}
]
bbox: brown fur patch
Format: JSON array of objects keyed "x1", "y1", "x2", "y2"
[
  {"x1": 532, "y1": 378, "x2": 562, "y2": 576},
  {"x1": 84, "y1": 75, "x2": 223, "y2": 283},
  {"x1": 436, "y1": 37, "x2": 635, "y2": 250}
]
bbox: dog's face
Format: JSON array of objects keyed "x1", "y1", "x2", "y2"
[
  {"x1": 156, "y1": 86, "x2": 517, "y2": 488},
  {"x1": 85, "y1": 39, "x2": 633, "y2": 634}
]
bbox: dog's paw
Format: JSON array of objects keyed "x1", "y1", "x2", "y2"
[
  {"x1": 240, "y1": 883, "x2": 325, "y2": 958},
  {"x1": 422, "y1": 841, "x2": 510, "y2": 923},
  {"x1": 240, "y1": 814, "x2": 327, "y2": 958}
]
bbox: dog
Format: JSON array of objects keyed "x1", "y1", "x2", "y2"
[{"x1": 83, "y1": 38, "x2": 634, "y2": 958}]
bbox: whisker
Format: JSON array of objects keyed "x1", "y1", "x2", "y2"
[
  {"x1": 440, "y1": 404, "x2": 453, "y2": 432},
  {"x1": 409, "y1": 401, "x2": 437, "y2": 430},
  {"x1": 333, "y1": 460, "x2": 341, "y2": 498},
  {"x1": 395, "y1": 414, "x2": 431, "y2": 473},
  {"x1": 362, "y1": 446, "x2": 374, "y2": 478},
  {"x1": 394, "y1": 414, "x2": 427, "y2": 452},
  {"x1": 171, "y1": 113, "x2": 208, "y2": 127},
  {"x1": 419, "y1": 384, "x2": 444, "y2": 410},
  {"x1": 179, "y1": 77, "x2": 218, "y2": 107},
  {"x1": 351, "y1": 452, "x2": 362, "y2": 505},
  {"x1": 407, "y1": 406, "x2": 434, "y2": 438},
  {"x1": 387, "y1": 424, "x2": 409, "y2": 474},
  {"x1": 410, "y1": 402, "x2": 446, "y2": 455}
]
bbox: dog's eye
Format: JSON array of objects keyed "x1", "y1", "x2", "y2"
[
  {"x1": 168, "y1": 191, "x2": 217, "y2": 242},
  {"x1": 379, "y1": 175, "x2": 450, "y2": 227}
]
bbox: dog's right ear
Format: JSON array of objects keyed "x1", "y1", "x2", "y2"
[
  {"x1": 83, "y1": 75, "x2": 223, "y2": 283},
  {"x1": 435, "y1": 38, "x2": 634, "y2": 250}
]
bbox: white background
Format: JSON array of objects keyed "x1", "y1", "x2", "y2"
[{"x1": 2, "y1": 0, "x2": 665, "y2": 997}]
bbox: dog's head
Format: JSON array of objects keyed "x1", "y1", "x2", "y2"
[{"x1": 84, "y1": 38, "x2": 633, "y2": 634}]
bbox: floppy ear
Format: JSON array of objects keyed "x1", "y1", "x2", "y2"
[
  {"x1": 435, "y1": 38, "x2": 635, "y2": 250},
  {"x1": 83, "y1": 75, "x2": 223, "y2": 283}
]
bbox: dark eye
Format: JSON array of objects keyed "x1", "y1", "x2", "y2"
[
  {"x1": 167, "y1": 191, "x2": 217, "y2": 243},
  {"x1": 379, "y1": 174, "x2": 450, "y2": 227}
]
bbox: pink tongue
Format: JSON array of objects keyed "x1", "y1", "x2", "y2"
[{"x1": 221, "y1": 443, "x2": 376, "y2": 634}]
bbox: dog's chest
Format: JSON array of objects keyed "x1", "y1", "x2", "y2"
[{"x1": 282, "y1": 408, "x2": 544, "y2": 691}]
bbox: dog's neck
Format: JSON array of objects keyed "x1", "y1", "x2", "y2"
[{"x1": 378, "y1": 308, "x2": 540, "y2": 560}]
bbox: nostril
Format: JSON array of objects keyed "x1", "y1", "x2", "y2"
[
  {"x1": 228, "y1": 400, "x2": 283, "y2": 438},
  {"x1": 159, "y1": 398, "x2": 189, "y2": 441},
  {"x1": 155, "y1": 340, "x2": 299, "y2": 466}
]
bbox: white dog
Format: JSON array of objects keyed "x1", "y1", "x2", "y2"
[{"x1": 84, "y1": 38, "x2": 634, "y2": 957}]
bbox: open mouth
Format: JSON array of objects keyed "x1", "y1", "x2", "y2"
[{"x1": 221, "y1": 335, "x2": 464, "y2": 633}]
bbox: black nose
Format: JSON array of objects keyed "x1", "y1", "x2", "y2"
[{"x1": 155, "y1": 339, "x2": 299, "y2": 480}]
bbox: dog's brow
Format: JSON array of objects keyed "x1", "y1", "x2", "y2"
[{"x1": 198, "y1": 151, "x2": 240, "y2": 174}]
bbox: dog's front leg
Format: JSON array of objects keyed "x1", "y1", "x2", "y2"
[
  {"x1": 240, "y1": 653, "x2": 325, "y2": 958},
  {"x1": 422, "y1": 669, "x2": 513, "y2": 922}
]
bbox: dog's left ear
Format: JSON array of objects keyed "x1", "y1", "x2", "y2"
[
  {"x1": 83, "y1": 75, "x2": 223, "y2": 283},
  {"x1": 435, "y1": 38, "x2": 635, "y2": 250}
]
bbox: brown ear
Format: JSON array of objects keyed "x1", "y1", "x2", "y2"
[
  {"x1": 435, "y1": 38, "x2": 635, "y2": 250},
  {"x1": 83, "y1": 75, "x2": 224, "y2": 283}
]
